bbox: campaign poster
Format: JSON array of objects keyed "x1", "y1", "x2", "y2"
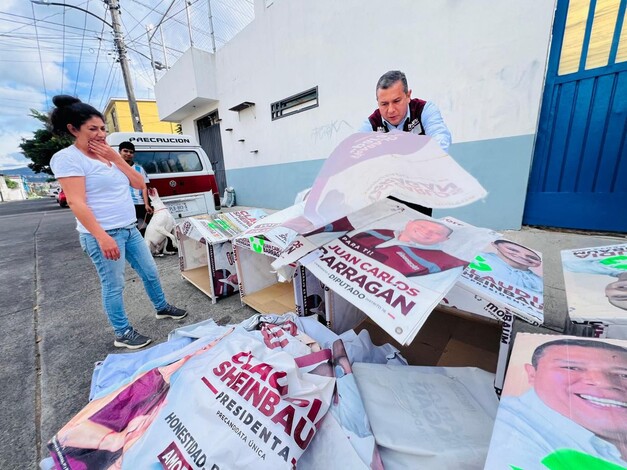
[
  {"x1": 302, "y1": 208, "x2": 497, "y2": 345},
  {"x1": 485, "y1": 333, "x2": 627, "y2": 469},
  {"x1": 562, "y1": 244, "x2": 627, "y2": 324},
  {"x1": 48, "y1": 331, "x2": 335, "y2": 470},
  {"x1": 458, "y1": 239, "x2": 544, "y2": 325},
  {"x1": 210, "y1": 241, "x2": 239, "y2": 299}
]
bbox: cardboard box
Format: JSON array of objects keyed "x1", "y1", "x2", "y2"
[
  {"x1": 176, "y1": 209, "x2": 267, "y2": 304},
  {"x1": 355, "y1": 307, "x2": 502, "y2": 374},
  {"x1": 230, "y1": 204, "x2": 316, "y2": 315},
  {"x1": 562, "y1": 243, "x2": 627, "y2": 339},
  {"x1": 295, "y1": 263, "x2": 509, "y2": 392},
  {"x1": 231, "y1": 233, "x2": 294, "y2": 315}
]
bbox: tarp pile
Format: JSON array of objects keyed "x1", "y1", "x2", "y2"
[{"x1": 44, "y1": 313, "x2": 500, "y2": 469}]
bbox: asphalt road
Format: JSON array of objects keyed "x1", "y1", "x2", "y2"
[{"x1": 0, "y1": 198, "x2": 255, "y2": 468}]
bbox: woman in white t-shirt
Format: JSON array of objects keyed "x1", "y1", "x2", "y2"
[{"x1": 49, "y1": 95, "x2": 187, "y2": 350}]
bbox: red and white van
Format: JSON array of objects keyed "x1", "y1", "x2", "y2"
[{"x1": 107, "y1": 132, "x2": 220, "y2": 218}]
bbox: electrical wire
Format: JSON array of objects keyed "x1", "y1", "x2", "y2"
[
  {"x1": 30, "y1": 2, "x2": 49, "y2": 109},
  {"x1": 74, "y1": 0, "x2": 91, "y2": 96},
  {"x1": 0, "y1": 11, "x2": 103, "y2": 36},
  {"x1": 61, "y1": 5, "x2": 66, "y2": 93},
  {"x1": 97, "y1": 55, "x2": 116, "y2": 110},
  {"x1": 88, "y1": 16, "x2": 108, "y2": 102}
]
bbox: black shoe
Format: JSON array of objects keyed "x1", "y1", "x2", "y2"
[
  {"x1": 114, "y1": 327, "x2": 152, "y2": 350},
  {"x1": 156, "y1": 304, "x2": 188, "y2": 320}
]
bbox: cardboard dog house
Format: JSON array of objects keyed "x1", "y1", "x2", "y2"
[
  {"x1": 176, "y1": 209, "x2": 267, "y2": 303},
  {"x1": 231, "y1": 204, "x2": 308, "y2": 315},
  {"x1": 292, "y1": 203, "x2": 513, "y2": 392},
  {"x1": 232, "y1": 199, "x2": 409, "y2": 317},
  {"x1": 561, "y1": 243, "x2": 627, "y2": 339}
]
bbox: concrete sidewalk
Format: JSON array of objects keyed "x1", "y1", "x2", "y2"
[{"x1": 0, "y1": 204, "x2": 624, "y2": 468}]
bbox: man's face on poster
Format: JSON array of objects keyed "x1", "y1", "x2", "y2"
[
  {"x1": 606, "y1": 278, "x2": 627, "y2": 311},
  {"x1": 494, "y1": 241, "x2": 542, "y2": 269},
  {"x1": 402, "y1": 220, "x2": 451, "y2": 246},
  {"x1": 525, "y1": 345, "x2": 627, "y2": 440}
]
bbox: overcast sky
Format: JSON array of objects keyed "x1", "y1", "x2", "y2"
[{"x1": 0, "y1": 0, "x2": 253, "y2": 170}]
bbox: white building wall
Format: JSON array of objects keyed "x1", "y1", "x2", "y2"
[{"x1": 167, "y1": 0, "x2": 556, "y2": 229}]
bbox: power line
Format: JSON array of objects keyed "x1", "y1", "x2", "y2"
[
  {"x1": 61, "y1": 5, "x2": 65, "y2": 92},
  {"x1": 98, "y1": 55, "x2": 116, "y2": 110},
  {"x1": 124, "y1": 0, "x2": 165, "y2": 36},
  {"x1": 88, "y1": 15, "x2": 108, "y2": 102},
  {"x1": 31, "y1": 2, "x2": 48, "y2": 109},
  {"x1": 74, "y1": 0, "x2": 91, "y2": 96},
  {"x1": 0, "y1": 11, "x2": 103, "y2": 36},
  {"x1": 120, "y1": 6, "x2": 154, "y2": 85}
]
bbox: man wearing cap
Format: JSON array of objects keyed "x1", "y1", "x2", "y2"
[{"x1": 119, "y1": 141, "x2": 153, "y2": 234}]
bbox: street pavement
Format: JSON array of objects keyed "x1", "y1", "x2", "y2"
[
  {"x1": 0, "y1": 198, "x2": 255, "y2": 468},
  {"x1": 0, "y1": 198, "x2": 624, "y2": 468}
]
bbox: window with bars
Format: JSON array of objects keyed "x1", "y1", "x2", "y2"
[{"x1": 271, "y1": 87, "x2": 318, "y2": 120}]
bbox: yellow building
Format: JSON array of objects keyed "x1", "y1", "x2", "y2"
[{"x1": 103, "y1": 99, "x2": 179, "y2": 133}]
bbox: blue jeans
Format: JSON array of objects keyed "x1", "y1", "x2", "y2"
[{"x1": 79, "y1": 224, "x2": 168, "y2": 335}]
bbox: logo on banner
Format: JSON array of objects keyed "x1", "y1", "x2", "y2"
[
  {"x1": 158, "y1": 441, "x2": 193, "y2": 470},
  {"x1": 599, "y1": 255, "x2": 627, "y2": 270},
  {"x1": 250, "y1": 237, "x2": 265, "y2": 253}
]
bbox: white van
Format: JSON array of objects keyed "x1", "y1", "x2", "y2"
[{"x1": 107, "y1": 132, "x2": 220, "y2": 218}]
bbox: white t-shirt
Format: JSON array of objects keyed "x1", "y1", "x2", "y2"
[{"x1": 50, "y1": 145, "x2": 136, "y2": 233}]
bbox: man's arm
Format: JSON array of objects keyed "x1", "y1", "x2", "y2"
[
  {"x1": 358, "y1": 118, "x2": 374, "y2": 132},
  {"x1": 139, "y1": 166, "x2": 153, "y2": 214},
  {"x1": 421, "y1": 101, "x2": 452, "y2": 152}
]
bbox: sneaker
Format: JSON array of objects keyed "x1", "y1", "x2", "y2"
[
  {"x1": 156, "y1": 304, "x2": 188, "y2": 320},
  {"x1": 114, "y1": 327, "x2": 152, "y2": 350}
]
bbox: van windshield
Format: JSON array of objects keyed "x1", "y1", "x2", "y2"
[{"x1": 133, "y1": 151, "x2": 203, "y2": 174}]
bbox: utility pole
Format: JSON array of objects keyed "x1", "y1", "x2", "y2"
[
  {"x1": 146, "y1": 25, "x2": 157, "y2": 83},
  {"x1": 105, "y1": 0, "x2": 143, "y2": 132},
  {"x1": 207, "y1": 0, "x2": 216, "y2": 53}
]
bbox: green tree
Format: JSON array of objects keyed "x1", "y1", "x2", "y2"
[
  {"x1": 19, "y1": 109, "x2": 73, "y2": 175},
  {"x1": 4, "y1": 177, "x2": 18, "y2": 189}
]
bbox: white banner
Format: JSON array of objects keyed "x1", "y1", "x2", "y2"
[
  {"x1": 304, "y1": 133, "x2": 488, "y2": 226},
  {"x1": 48, "y1": 331, "x2": 334, "y2": 469}
]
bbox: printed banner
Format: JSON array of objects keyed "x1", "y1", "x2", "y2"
[
  {"x1": 302, "y1": 208, "x2": 497, "y2": 345},
  {"x1": 188, "y1": 209, "x2": 268, "y2": 245},
  {"x1": 210, "y1": 242, "x2": 239, "y2": 299},
  {"x1": 48, "y1": 331, "x2": 334, "y2": 470},
  {"x1": 453, "y1": 238, "x2": 544, "y2": 325},
  {"x1": 562, "y1": 243, "x2": 627, "y2": 323},
  {"x1": 304, "y1": 132, "x2": 488, "y2": 226},
  {"x1": 485, "y1": 333, "x2": 627, "y2": 469}
]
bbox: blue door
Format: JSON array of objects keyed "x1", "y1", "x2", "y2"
[{"x1": 524, "y1": 0, "x2": 627, "y2": 232}]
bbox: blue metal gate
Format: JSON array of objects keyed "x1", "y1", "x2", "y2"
[{"x1": 524, "y1": 0, "x2": 627, "y2": 232}]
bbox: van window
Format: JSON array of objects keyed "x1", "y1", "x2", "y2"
[{"x1": 133, "y1": 151, "x2": 203, "y2": 174}]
